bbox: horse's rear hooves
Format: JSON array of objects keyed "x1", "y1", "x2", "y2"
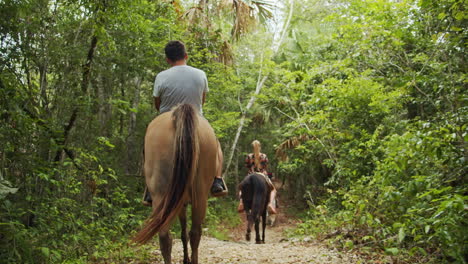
[{"x1": 256, "y1": 240, "x2": 265, "y2": 244}]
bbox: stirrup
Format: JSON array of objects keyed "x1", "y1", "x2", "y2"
[
  {"x1": 212, "y1": 189, "x2": 228, "y2": 197},
  {"x1": 142, "y1": 187, "x2": 152, "y2": 206},
  {"x1": 211, "y1": 177, "x2": 228, "y2": 197},
  {"x1": 142, "y1": 200, "x2": 152, "y2": 207}
]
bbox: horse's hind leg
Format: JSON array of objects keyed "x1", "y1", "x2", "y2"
[
  {"x1": 159, "y1": 227, "x2": 172, "y2": 264},
  {"x1": 246, "y1": 211, "x2": 253, "y2": 241},
  {"x1": 261, "y1": 210, "x2": 267, "y2": 244},
  {"x1": 255, "y1": 218, "x2": 262, "y2": 244},
  {"x1": 190, "y1": 202, "x2": 206, "y2": 264},
  {"x1": 179, "y1": 205, "x2": 190, "y2": 264}
]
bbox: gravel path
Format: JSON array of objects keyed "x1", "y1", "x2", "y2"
[{"x1": 148, "y1": 213, "x2": 365, "y2": 264}]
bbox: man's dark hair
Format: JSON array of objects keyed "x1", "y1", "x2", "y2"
[{"x1": 165, "y1": 40, "x2": 186, "y2": 62}]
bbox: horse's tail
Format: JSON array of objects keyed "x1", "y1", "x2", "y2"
[
  {"x1": 251, "y1": 174, "x2": 268, "y2": 220},
  {"x1": 241, "y1": 173, "x2": 268, "y2": 221},
  {"x1": 133, "y1": 104, "x2": 199, "y2": 244}
]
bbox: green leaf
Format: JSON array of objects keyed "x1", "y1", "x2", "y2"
[
  {"x1": 398, "y1": 227, "x2": 406, "y2": 243},
  {"x1": 425, "y1": 225, "x2": 430, "y2": 234},
  {"x1": 51, "y1": 250, "x2": 62, "y2": 261},
  {"x1": 385, "y1": 247, "x2": 399, "y2": 255},
  {"x1": 345, "y1": 240, "x2": 354, "y2": 249},
  {"x1": 454, "y1": 11, "x2": 464, "y2": 21},
  {"x1": 0, "y1": 180, "x2": 18, "y2": 199},
  {"x1": 41, "y1": 247, "x2": 50, "y2": 258}
]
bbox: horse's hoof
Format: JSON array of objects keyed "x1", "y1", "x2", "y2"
[
  {"x1": 246, "y1": 234, "x2": 251, "y2": 241},
  {"x1": 256, "y1": 240, "x2": 264, "y2": 244}
]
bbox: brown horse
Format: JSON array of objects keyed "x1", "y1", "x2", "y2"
[
  {"x1": 133, "y1": 104, "x2": 221, "y2": 264},
  {"x1": 239, "y1": 173, "x2": 271, "y2": 244}
]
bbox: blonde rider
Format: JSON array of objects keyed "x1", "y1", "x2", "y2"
[{"x1": 238, "y1": 140, "x2": 277, "y2": 214}]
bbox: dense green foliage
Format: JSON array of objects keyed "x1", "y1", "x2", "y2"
[
  {"x1": 0, "y1": 0, "x2": 241, "y2": 262},
  {"x1": 1, "y1": 0, "x2": 466, "y2": 263},
  {"x1": 0, "y1": 1, "x2": 174, "y2": 262},
  {"x1": 264, "y1": 0, "x2": 467, "y2": 262}
]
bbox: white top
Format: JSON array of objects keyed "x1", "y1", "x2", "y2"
[{"x1": 153, "y1": 65, "x2": 209, "y2": 114}]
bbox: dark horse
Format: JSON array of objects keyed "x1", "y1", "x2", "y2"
[
  {"x1": 133, "y1": 104, "x2": 222, "y2": 264},
  {"x1": 239, "y1": 173, "x2": 271, "y2": 244}
]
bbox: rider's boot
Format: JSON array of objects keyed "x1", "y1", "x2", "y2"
[
  {"x1": 142, "y1": 187, "x2": 152, "y2": 207},
  {"x1": 211, "y1": 177, "x2": 228, "y2": 197}
]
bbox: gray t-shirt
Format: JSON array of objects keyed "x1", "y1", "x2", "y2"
[{"x1": 153, "y1": 65, "x2": 209, "y2": 114}]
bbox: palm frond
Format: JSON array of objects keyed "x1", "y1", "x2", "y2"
[
  {"x1": 231, "y1": 0, "x2": 256, "y2": 40},
  {"x1": 248, "y1": 0, "x2": 274, "y2": 23},
  {"x1": 275, "y1": 134, "x2": 314, "y2": 161},
  {"x1": 218, "y1": 40, "x2": 234, "y2": 65},
  {"x1": 231, "y1": 0, "x2": 275, "y2": 40},
  {"x1": 183, "y1": 6, "x2": 203, "y2": 25}
]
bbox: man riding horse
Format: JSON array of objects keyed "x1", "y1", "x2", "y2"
[
  {"x1": 238, "y1": 140, "x2": 277, "y2": 214},
  {"x1": 142, "y1": 40, "x2": 227, "y2": 206}
]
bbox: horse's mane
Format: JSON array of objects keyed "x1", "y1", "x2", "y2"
[{"x1": 133, "y1": 104, "x2": 199, "y2": 244}]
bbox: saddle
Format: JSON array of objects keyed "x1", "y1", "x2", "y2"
[{"x1": 255, "y1": 172, "x2": 275, "y2": 191}]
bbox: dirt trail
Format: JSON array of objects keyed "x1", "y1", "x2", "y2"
[{"x1": 149, "y1": 211, "x2": 364, "y2": 264}]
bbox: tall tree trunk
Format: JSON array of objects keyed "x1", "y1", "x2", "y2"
[
  {"x1": 81, "y1": 36, "x2": 98, "y2": 94},
  {"x1": 223, "y1": 0, "x2": 294, "y2": 177},
  {"x1": 39, "y1": 63, "x2": 48, "y2": 110},
  {"x1": 125, "y1": 77, "x2": 142, "y2": 174},
  {"x1": 54, "y1": 35, "x2": 98, "y2": 162},
  {"x1": 235, "y1": 148, "x2": 239, "y2": 197},
  {"x1": 119, "y1": 80, "x2": 125, "y2": 135},
  {"x1": 223, "y1": 75, "x2": 267, "y2": 177},
  {"x1": 97, "y1": 73, "x2": 106, "y2": 131}
]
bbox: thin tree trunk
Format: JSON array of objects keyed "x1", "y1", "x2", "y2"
[
  {"x1": 223, "y1": 75, "x2": 267, "y2": 176},
  {"x1": 81, "y1": 36, "x2": 98, "y2": 94},
  {"x1": 223, "y1": 0, "x2": 294, "y2": 177},
  {"x1": 119, "y1": 80, "x2": 125, "y2": 135},
  {"x1": 129, "y1": 77, "x2": 141, "y2": 133},
  {"x1": 39, "y1": 63, "x2": 48, "y2": 109},
  {"x1": 54, "y1": 35, "x2": 98, "y2": 162},
  {"x1": 235, "y1": 148, "x2": 239, "y2": 196},
  {"x1": 54, "y1": 109, "x2": 78, "y2": 162},
  {"x1": 125, "y1": 77, "x2": 142, "y2": 174}
]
